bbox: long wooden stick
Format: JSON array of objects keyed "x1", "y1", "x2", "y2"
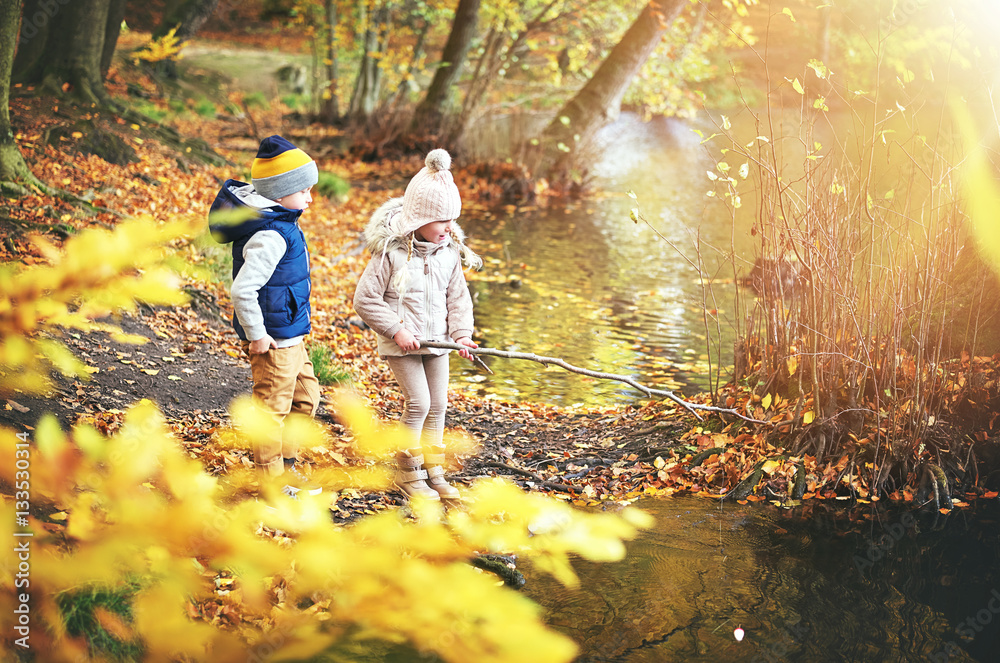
[{"x1": 421, "y1": 340, "x2": 768, "y2": 424}]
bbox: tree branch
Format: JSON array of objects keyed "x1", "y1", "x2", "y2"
[{"x1": 421, "y1": 341, "x2": 768, "y2": 424}]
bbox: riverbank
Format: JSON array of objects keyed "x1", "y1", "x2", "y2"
[{"x1": 2, "y1": 35, "x2": 999, "y2": 523}]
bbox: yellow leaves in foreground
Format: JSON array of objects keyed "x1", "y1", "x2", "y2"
[
  {"x1": 0, "y1": 214, "x2": 650, "y2": 661},
  {"x1": 0, "y1": 217, "x2": 197, "y2": 397},
  {"x1": 0, "y1": 395, "x2": 650, "y2": 662}
]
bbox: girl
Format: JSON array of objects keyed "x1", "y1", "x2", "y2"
[{"x1": 353, "y1": 149, "x2": 482, "y2": 501}]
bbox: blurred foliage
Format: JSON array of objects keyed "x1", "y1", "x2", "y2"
[
  {"x1": 57, "y1": 579, "x2": 145, "y2": 661},
  {"x1": 0, "y1": 218, "x2": 193, "y2": 398},
  {"x1": 280, "y1": 0, "x2": 756, "y2": 125},
  {"x1": 626, "y1": 0, "x2": 759, "y2": 118},
  {"x1": 0, "y1": 218, "x2": 651, "y2": 661}
]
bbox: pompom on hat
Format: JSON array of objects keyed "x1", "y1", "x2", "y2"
[
  {"x1": 400, "y1": 149, "x2": 462, "y2": 235},
  {"x1": 251, "y1": 135, "x2": 319, "y2": 202}
]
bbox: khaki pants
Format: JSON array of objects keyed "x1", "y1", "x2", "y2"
[{"x1": 242, "y1": 341, "x2": 320, "y2": 476}]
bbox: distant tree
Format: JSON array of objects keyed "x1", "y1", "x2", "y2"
[
  {"x1": 388, "y1": 6, "x2": 432, "y2": 109},
  {"x1": 13, "y1": 0, "x2": 126, "y2": 105},
  {"x1": 447, "y1": 0, "x2": 573, "y2": 148},
  {"x1": 347, "y1": 0, "x2": 391, "y2": 120},
  {"x1": 318, "y1": 0, "x2": 340, "y2": 123},
  {"x1": 410, "y1": 0, "x2": 480, "y2": 136},
  {"x1": 533, "y1": 0, "x2": 686, "y2": 187}
]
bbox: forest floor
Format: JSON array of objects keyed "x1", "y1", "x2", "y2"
[{"x1": 3, "y1": 22, "x2": 1000, "y2": 526}]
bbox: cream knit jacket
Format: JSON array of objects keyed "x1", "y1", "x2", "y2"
[{"x1": 353, "y1": 197, "x2": 480, "y2": 357}]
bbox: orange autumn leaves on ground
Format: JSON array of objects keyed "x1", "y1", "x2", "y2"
[{"x1": 547, "y1": 354, "x2": 1000, "y2": 509}]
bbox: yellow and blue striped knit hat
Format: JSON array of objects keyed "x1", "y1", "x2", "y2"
[{"x1": 250, "y1": 135, "x2": 318, "y2": 202}]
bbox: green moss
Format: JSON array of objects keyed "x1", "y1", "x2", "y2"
[
  {"x1": 131, "y1": 101, "x2": 168, "y2": 123},
  {"x1": 280, "y1": 94, "x2": 306, "y2": 110},
  {"x1": 192, "y1": 232, "x2": 233, "y2": 284}
]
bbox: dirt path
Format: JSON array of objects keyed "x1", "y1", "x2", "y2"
[{"x1": 1, "y1": 305, "x2": 249, "y2": 431}]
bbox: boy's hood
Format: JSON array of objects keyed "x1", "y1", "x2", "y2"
[
  {"x1": 208, "y1": 179, "x2": 302, "y2": 243},
  {"x1": 363, "y1": 197, "x2": 470, "y2": 254}
]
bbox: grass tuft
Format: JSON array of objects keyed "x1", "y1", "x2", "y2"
[
  {"x1": 315, "y1": 171, "x2": 350, "y2": 201},
  {"x1": 309, "y1": 343, "x2": 352, "y2": 386},
  {"x1": 57, "y1": 581, "x2": 144, "y2": 661}
]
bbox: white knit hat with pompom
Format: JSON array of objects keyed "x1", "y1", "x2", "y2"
[{"x1": 400, "y1": 149, "x2": 462, "y2": 236}]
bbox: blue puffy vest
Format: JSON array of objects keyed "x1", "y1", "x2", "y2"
[
  {"x1": 231, "y1": 220, "x2": 311, "y2": 340},
  {"x1": 209, "y1": 180, "x2": 312, "y2": 341}
]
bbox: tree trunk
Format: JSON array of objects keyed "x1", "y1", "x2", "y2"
[
  {"x1": 153, "y1": 0, "x2": 221, "y2": 40},
  {"x1": 11, "y1": 0, "x2": 58, "y2": 84},
  {"x1": 817, "y1": 4, "x2": 830, "y2": 67},
  {"x1": 0, "y1": 0, "x2": 35, "y2": 186},
  {"x1": 811, "y1": 4, "x2": 832, "y2": 98},
  {"x1": 100, "y1": 0, "x2": 127, "y2": 78},
  {"x1": 533, "y1": 0, "x2": 685, "y2": 187},
  {"x1": 318, "y1": 0, "x2": 339, "y2": 123},
  {"x1": 450, "y1": 0, "x2": 564, "y2": 147},
  {"x1": 13, "y1": 0, "x2": 120, "y2": 105},
  {"x1": 448, "y1": 24, "x2": 504, "y2": 147},
  {"x1": 410, "y1": 0, "x2": 481, "y2": 138},
  {"x1": 390, "y1": 16, "x2": 429, "y2": 109},
  {"x1": 348, "y1": 0, "x2": 389, "y2": 120}
]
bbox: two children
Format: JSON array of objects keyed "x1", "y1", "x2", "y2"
[
  {"x1": 212, "y1": 138, "x2": 479, "y2": 503},
  {"x1": 353, "y1": 149, "x2": 482, "y2": 501},
  {"x1": 209, "y1": 135, "x2": 321, "y2": 496}
]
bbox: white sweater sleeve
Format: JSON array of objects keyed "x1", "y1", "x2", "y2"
[{"x1": 231, "y1": 230, "x2": 286, "y2": 341}]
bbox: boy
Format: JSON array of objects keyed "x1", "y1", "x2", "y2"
[{"x1": 209, "y1": 134, "x2": 321, "y2": 496}]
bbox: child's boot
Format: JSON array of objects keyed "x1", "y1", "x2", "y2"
[
  {"x1": 422, "y1": 446, "x2": 460, "y2": 500},
  {"x1": 281, "y1": 457, "x2": 323, "y2": 499},
  {"x1": 395, "y1": 449, "x2": 440, "y2": 501}
]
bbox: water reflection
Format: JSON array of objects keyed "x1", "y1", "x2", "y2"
[
  {"x1": 522, "y1": 497, "x2": 1000, "y2": 662},
  {"x1": 460, "y1": 113, "x2": 746, "y2": 407}
]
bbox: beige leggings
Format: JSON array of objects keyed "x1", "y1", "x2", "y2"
[{"x1": 385, "y1": 352, "x2": 450, "y2": 450}]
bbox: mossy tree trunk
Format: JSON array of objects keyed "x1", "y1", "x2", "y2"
[
  {"x1": 13, "y1": 0, "x2": 122, "y2": 106},
  {"x1": 0, "y1": 0, "x2": 37, "y2": 189},
  {"x1": 532, "y1": 0, "x2": 685, "y2": 188}
]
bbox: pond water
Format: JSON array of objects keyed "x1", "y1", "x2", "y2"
[
  {"x1": 522, "y1": 496, "x2": 1000, "y2": 663},
  {"x1": 457, "y1": 112, "x2": 751, "y2": 408}
]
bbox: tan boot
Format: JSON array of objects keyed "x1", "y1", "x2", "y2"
[
  {"x1": 394, "y1": 450, "x2": 440, "y2": 501},
  {"x1": 422, "y1": 447, "x2": 460, "y2": 500}
]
